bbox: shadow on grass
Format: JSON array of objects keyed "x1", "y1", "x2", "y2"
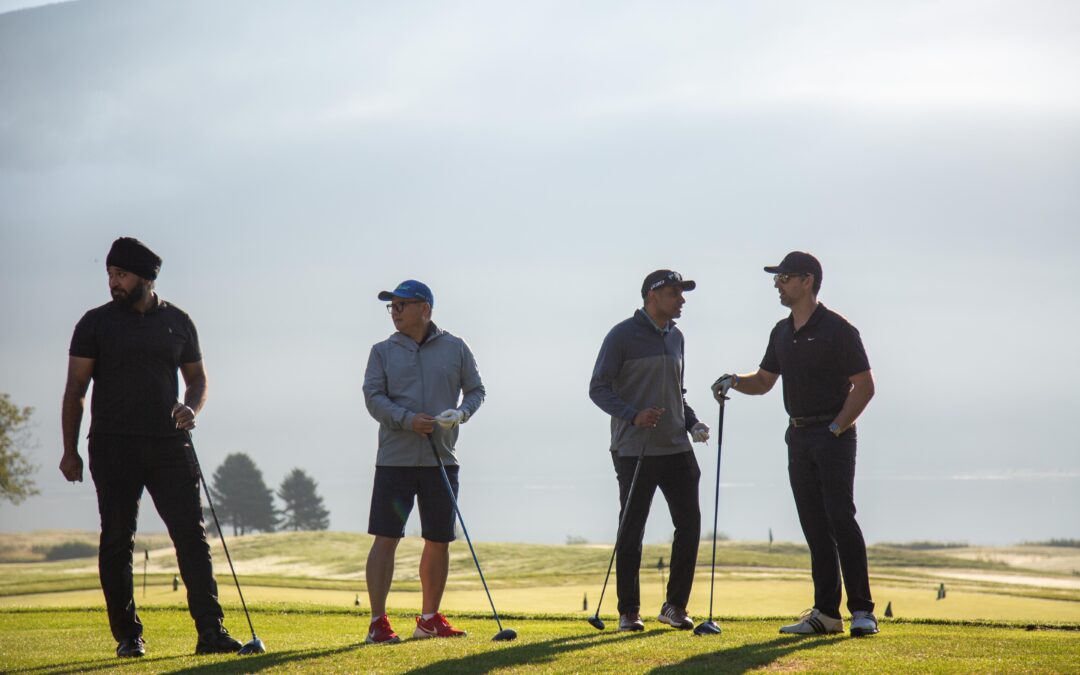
[
  {"x1": 15, "y1": 644, "x2": 365, "y2": 675},
  {"x1": 407, "y1": 629, "x2": 666, "y2": 673},
  {"x1": 18, "y1": 654, "x2": 190, "y2": 675},
  {"x1": 166, "y1": 643, "x2": 364, "y2": 674},
  {"x1": 650, "y1": 634, "x2": 838, "y2": 673}
]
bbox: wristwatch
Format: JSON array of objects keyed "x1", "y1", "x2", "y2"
[{"x1": 828, "y1": 422, "x2": 841, "y2": 437}]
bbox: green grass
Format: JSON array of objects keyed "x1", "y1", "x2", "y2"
[
  {"x1": 2, "y1": 531, "x2": 1079, "y2": 672},
  {"x1": 0, "y1": 606, "x2": 1077, "y2": 673}
]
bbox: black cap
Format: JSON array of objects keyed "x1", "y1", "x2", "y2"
[
  {"x1": 641, "y1": 269, "x2": 696, "y2": 299},
  {"x1": 106, "y1": 237, "x2": 162, "y2": 280},
  {"x1": 764, "y1": 251, "x2": 822, "y2": 282}
]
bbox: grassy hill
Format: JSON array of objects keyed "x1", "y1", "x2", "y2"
[{"x1": 1, "y1": 531, "x2": 1077, "y2": 672}]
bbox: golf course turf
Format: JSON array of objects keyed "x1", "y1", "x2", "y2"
[{"x1": 2, "y1": 532, "x2": 1078, "y2": 672}]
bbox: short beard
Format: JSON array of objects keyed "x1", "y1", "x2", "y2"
[{"x1": 112, "y1": 282, "x2": 148, "y2": 306}]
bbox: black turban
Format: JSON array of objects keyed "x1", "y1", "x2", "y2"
[{"x1": 106, "y1": 237, "x2": 162, "y2": 280}]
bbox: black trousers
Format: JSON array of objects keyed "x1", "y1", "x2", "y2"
[
  {"x1": 88, "y1": 434, "x2": 224, "y2": 641},
  {"x1": 612, "y1": 451, "x2": 701, "y2": 615},
  {"x1": 786, "y1": 424, "x2": 874, "y2": 619}
]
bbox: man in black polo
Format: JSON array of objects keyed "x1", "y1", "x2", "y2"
[
  {"x1": 711, "y1": 252, "x2": 878, "y2": 637},
  {"x1": 60, "y1": 237, "x2": 243, "y2": 657}
]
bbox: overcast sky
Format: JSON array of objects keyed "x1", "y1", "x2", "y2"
[{"x1": 2, "y1": 0, "x2": 1078, "y2": 546}]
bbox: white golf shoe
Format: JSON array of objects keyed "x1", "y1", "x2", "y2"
[
  {"x1": 778, "y1": 608, "x2": 843, "y2": 635},
  {"x1": 850, "y1": 610, "x2": 879, "y2": 637}
]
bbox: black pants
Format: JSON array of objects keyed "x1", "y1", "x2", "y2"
[
  {"x1": 89, "y1": 434, "x2": 224, "y2": 641},
  {"x1": 786, "y1": 424, "x2": 874, "y2": 619},
  {"x1": 612, "y1": 451, "x2": 701, "y2": 615}
]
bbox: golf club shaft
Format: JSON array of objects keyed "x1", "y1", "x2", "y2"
[
  {"x1": 706, "y1": 403, "x2": 725, "y2": 622},
  {"x1": 186, "y1": 433, "x2": 258, "y2": 640},
  {"x1": 426, "y1": 434, "x2": 505, "y2": 632},
  {"x1": 594, "y1": 441, "x2": 648, "y2": 620},
  {"x1": 595, "y1": 352, "x2": 668, "y2": 622}
]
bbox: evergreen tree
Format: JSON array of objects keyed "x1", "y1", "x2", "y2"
[
  {"x1": 277, "y1": 468, "x2": 330, "y2": 531},
  {"x1": 209, "y1": 453, "x2": 276, "y2": 535},
  {"x1": 0, "y1": 393, "x2": 39, "y2": 505}
]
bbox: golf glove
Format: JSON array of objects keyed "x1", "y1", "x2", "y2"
[
  {"x1": 691, "y1": 422, "x2": 710, "y2": 443},
  {"x1": 435, "y1": 409, "x2": 464, "y2": 429},
  {"x1": 712, "y1": 374, "x2": 736, "y2": 402}
]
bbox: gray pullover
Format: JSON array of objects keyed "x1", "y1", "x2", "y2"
[{"x1": 363, "y1": 323, "x2": 485, "y2": 466}]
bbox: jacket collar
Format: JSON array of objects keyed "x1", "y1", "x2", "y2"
[
  {"x1": 635, "y1": 308, "x2": 675, "y2": 335},
  {"x1": 389, "y1": 321, "x2": 443, "y2": 348}
]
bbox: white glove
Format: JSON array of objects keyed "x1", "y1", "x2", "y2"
[
  {"x1": 435, "y1": 409, "x2": 464, "y2": 429},
  {"x1": 691, "y1": 422, "x2": 710, "y2": 443},
  {"x1": 712, "y1": 374, "x2": 735, "y2": 403}
]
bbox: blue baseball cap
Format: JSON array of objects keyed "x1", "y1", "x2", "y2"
[{"x1": 377, "y1": 279, "x2": 434, "y2": 306}]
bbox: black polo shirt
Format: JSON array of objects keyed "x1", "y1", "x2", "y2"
[
  {"x1": 760, "y1": 303, "x2": 870, "y2": 418},
  {"x1": 69, "y1": 299, "x2": 201, "y2": 438}
]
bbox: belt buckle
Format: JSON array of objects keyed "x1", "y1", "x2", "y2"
[{"x1": 790, "y1": 417, "x2": 804, "y2": 428}]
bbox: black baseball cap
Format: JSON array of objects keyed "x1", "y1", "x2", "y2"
[
  {"x1": 641, "y1": 269, "x2": 696, "y2": 299},
  {"x1": 764, "y1": 251, "x2": 822, "y2": 282}
]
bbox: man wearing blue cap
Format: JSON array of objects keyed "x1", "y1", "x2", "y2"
[
  {"x1": 361, "y1": 280, "x2": 486, "y2": 644},
  {"x1": 712, "y1": 252, "x2": 878, "y2": 637}
]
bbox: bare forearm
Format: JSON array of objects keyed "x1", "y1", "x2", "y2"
[
  {"x1": 61, "y1": 389, "x2": 85, "y2": 456},
  {"x1": 834, "y1": 382, "x2": 873, "y2": 431},
  {"x1": 732, "y1": 371, "x2": 772, "y2": 396},
  {"x1": 183, "y1": 378, "x2": 208, "y2": 415}
]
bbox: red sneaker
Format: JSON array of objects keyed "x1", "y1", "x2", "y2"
[
  {"x1": 413, "y1": 613, "x2": 467, "y2": 639},
  {"x1": 365, "y1": 614, "x2": 401, "y2": 644}
]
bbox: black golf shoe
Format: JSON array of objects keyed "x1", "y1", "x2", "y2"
[
  {"x1": 195, "y1": 625, "x2": 243, "y2": 654},
  {"x1": 116, "y1": 637, "x2": 145, "y2": 658}
]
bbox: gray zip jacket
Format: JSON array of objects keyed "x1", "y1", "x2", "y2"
[{"x1": 363, "y1": 323, "x2": 485, "y2": 466}]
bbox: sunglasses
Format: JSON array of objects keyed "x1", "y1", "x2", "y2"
[
  {"x1": 386, "y1": 300, "x2": 425, "y2": 314},
  {"x1": 773, "y1": 273, "x2": 809, "y2": 284}
]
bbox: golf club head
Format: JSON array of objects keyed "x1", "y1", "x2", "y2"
[
  {"x1": 587, "y1": 615, "x2": 606, "y2": 631},
  {"x1": 492, "y1": 628, "x2": 518, "y2": 642},
  {"x1": 238, "y1": 636, "x2": 266, "y2": 655},
  {"x1": 693, "y1": 620, "x2": 722, "y2": 636}
]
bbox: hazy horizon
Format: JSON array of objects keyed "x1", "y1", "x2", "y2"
[{"x1": 2, "y1": 0, "x2": 1078, "y2": 547}]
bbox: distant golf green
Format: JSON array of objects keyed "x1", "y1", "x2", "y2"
[{"x1": 1, "y1": 531, "x2": 1077, "y2": 672}]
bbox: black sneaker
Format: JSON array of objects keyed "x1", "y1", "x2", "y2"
[
  {"x1": 195, "y1": 625, "x2": 243, "y2": 655},
  {"x1": 116, "y1": 636, "x2": 145, "y2": 658}
]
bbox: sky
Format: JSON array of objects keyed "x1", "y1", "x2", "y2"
[{"x1": 1, "y1": 0, "x2": 1078, "y2": 547}]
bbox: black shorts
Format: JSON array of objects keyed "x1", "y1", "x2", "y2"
[{"x1": 368, "y1": 465, "x2": 459, "y2": 543}]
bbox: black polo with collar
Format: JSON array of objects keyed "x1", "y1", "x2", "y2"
[
  {"x1": 759, "y1": 303, "x2": 870, "y2": 418},
  {"x1": 69, "y1": 299, "x2": 202, "y2": 437}
]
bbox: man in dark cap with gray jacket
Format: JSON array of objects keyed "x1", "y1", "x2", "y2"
[
  {"x1": 590, "y1": 270, "x2": 711, "y2": 632},
  {"x1": 362, "y1": 280, "x2": 485, "y2": 644},
  {"x1": 60, "y1": 237, "x2": 242, "y2": 657}
]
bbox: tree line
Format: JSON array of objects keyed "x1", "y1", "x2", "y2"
[{"x1": 207, "y1": 453, "x2": 330, "y2": 535}]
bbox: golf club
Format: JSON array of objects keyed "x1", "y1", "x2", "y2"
[
  {"x1": 425, "y1": 433, "x2": 517, "y2": 642},
  {"x1": 693, "y1": 400, "x2": 725, "y2": 636},
  {"x1": 590, "y1": 354, "x2": 670, "y2": 631},
  {"x1": 185, "y1": 431, "x2": 267, "y2": 655},
  {"x1": 588, "y1": 442, "x2": 648, "y2": 631}
]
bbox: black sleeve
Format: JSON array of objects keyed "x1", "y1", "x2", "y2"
[
  {"x1": 69, "y1": 311, "x2": 98, "y2": 359},
  {"x1": 180, "y1": 313, "x2": 202, "y2": 363},
  {"x1": 837, "y1": 322, "x2": 870, "y2": 376},
  {"x1": 760, "y1": 323, "x2": 781, "y2": 374}
]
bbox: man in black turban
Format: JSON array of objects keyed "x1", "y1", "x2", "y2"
[{"x1": 60, "y1": 237, "x2": 244, "y2": 658}]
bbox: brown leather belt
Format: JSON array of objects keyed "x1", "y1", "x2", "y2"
[{"x1": 789, "y1": 414, "x2": 836, "y2": 428}]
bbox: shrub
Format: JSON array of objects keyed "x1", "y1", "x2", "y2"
[{"x1": 33, "y1": 541, "x2": 98, "y2": 561}]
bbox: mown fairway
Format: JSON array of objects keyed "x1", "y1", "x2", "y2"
[
  {"x1": 1, "y1": 607, "x2": 1078, "y2": 673},
  {"x1": 2, "y1": 531, "x2": 1078, "y2": 672}
]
